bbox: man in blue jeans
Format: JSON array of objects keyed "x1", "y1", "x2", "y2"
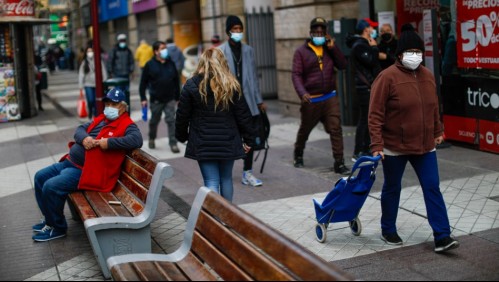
[{"x1": 32, "y1": 89, "x2": 143, "y2": 242}]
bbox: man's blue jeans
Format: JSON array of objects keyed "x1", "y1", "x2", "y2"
[
  {"x1": 380, "y1": 151, "x2": 451, "y2": 241},
  {"x1": 198, "y1": 160, "x2": 235, "y2": 202},
  {"x1": 34, "y1": 160, "x2": 82, "y2": 231}
]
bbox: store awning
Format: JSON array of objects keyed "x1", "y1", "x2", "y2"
[{"x1": 0, "y1": 17, "x2": 59, "y2": 25}]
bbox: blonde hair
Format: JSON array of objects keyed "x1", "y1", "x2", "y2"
[{"x1": 193, "y1": 48, "x2": 241, "y2": 111}]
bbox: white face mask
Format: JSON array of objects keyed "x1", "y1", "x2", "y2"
[
  {"x1": 401, "y1": 52, "x2": 423, "y2": 70},
  {"x1": 86, "y1": 52, "x2": 94, "y2": 59}
]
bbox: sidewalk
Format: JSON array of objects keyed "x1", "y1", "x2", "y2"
[{"x1": 0, "y1": 70, "x2": 498, "y2": 281}]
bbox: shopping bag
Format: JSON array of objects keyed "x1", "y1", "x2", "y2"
[{"x1": 77, "y1": 89, "x2": 88, "y2": 118}]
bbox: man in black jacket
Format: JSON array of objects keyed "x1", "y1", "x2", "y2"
[
  {"x1": 139, "y1": 41, "x2": 180, "y2": 153},
  {"x1": 346, "y1": 18, "x2": 382, "y2": 162}
]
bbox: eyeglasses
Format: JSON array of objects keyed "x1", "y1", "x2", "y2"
[{"x1": 404, "y1": 50, "x2": 423, "y2": 56}]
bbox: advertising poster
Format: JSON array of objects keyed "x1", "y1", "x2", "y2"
[
  {"x1": 396, "y1": 0, "x2": 440, "y2": 35},
  {"x1": 456, "y1": 1, "x2": 499, "y2": 69},
  {"x1": 0, "y1": 66, "x2": 20, "y2": 122}
]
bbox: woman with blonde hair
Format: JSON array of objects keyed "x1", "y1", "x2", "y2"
[{"x1": 175, "y1": 48, "x2": 256, "y2": 201}]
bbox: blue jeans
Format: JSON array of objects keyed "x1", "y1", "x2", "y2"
[
  {"x1": 380, "y1": 151, "x2": 451, "y2": 241},
  {"x1": 84, "y1": 87, "x2": 96, "y2": 119},
  {"x1": 198, "y1": 160, "x2": 235, "y2": 202},
  {"x1": 34, "y1": 160, "x2": 82, "y2": 231}
]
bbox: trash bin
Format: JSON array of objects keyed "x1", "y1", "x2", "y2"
[
  {"x1": 103, "y1": 77, "x2": 130, "y2": 107},
  {"x1": 39, "y1": 68, "x2": 48, "y2": 90}
]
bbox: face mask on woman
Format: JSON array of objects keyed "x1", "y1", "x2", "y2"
[
  {"x1": 401, "y1": 51, "x2": 423, "y2": 70},
  {"x1": 104, "y1": 106, "x2": 120, "y2": 120},
  {"x1": 86, "y1": 52, "x2": 94, "y2": 59}
]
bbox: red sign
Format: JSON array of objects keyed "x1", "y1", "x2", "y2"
[
  {"x1": 479, "y1": 119, "x2": 499, "y2": 153},
  {"x1": 457, "y1": 1, "x2": 499, "y2": 69},
  {"x1": 0, "y1": 0, "x2": 35, "y2": 17},
  {"x1": 396, "y1": 0, "x2": 440, "y2": 34},
  {"x1": 443, "y1": 115, "x2": 478, "y2": 144}
]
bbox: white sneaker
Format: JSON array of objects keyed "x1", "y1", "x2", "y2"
[{"x1": 242, "y1": 170, "x2": 263, "y2": 187}]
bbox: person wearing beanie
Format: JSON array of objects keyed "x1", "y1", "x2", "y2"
[
  {"x1": 291, "y1": 17, "x2": 350, "y2": 175},
  {"x1": 368, "y1": 25, "x2": 459, "y2": 253},
  {"x1": 218, "y1": 15, "x2": 266, "y2": 187},
  {"x1": 346, "y1": 18, "x2": 382, "y2": 163}
]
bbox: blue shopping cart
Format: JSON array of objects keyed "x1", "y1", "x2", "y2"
[{"x1": 313, "y1": 155, "x2": 382, "y2": 243}]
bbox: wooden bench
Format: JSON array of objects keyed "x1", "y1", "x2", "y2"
[
  {"x1": 106, "y1": 187, "x2": 353, "y2": 281},
  {"x1": 67, "y1": 149, "x2": 173, "y2": 279}
]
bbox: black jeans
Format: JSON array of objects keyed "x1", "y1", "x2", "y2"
[{"x1": 354, "y1": 89, "x2": 371, "y2": 155}]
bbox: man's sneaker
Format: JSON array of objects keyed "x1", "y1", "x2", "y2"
[
  {"x1": 294, "y1": 156, "x2": 304, "y2": 168},
  {"x1": 434, "y1": 237, "x2": 459, "y2": 253},
  {"x1": 32, "y1": 225, "x2": 66, "y2": 242},
  {"x1": 242, "y1": 171, "x2": 263, "y2": 187},
  {"x1": 170, "y1": 144, "x2": 180, "y2": 153},
  {"x1": 148, "y1": 139, "x2": 155, "y2": 149},
  {"x1": 351, "y1": 153, "x2": 361, "y2": 162},
  {"x1": 380, "y1": 233, "x2": 403, "y2": 245},
  {"x1": 32, "y1": 220, "x2": 46, "y2": 232},
  {"x1": 334, "y1": 160, "x2": 350, "y2": 175}
]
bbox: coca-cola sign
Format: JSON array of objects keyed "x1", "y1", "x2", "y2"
[{"x1": 0, "y1": 0, "x2": 35, "y2": 17}]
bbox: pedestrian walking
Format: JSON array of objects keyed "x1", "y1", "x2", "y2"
[
  {"x1": 368, "y1": 25, "x2": 459, "y2": 253},
  {"x1": 291, "y1": 17, "x2": 350, "y2": 175},
  {"x1": 218, "y1": 15, "x2": 266, "y2": 187},
  {"x1": 139, "y1": 41, "x2": 181, "y2": 153},
  {"x1": 135, "y1": 39, "x2": 154, "y2": 70},
  {"x1": 175, "y1": 48, "x2": 256, "y2": 202},
  {"x1": 79, "y1": 46, "x2": 108, "y2": 120},
  {"x1": 346, "y1": 18, "x2": 382, "y2": 162},
  {"x1": 34, "y1": 53, "x2": 44, "y2": 111},
  {"x1": 378, "y1": 23, "x2": 398, "y2": 70},
  {"x1": 32, "y1": 88, "x2": 143, "y2": 242},
  {"x1": 108, "y1": 34, "x2": 135, "y2": 106}
]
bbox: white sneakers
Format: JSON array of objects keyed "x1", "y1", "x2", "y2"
[{"x1": 242, "y1": 170, "x2": 263, "y2": 187}]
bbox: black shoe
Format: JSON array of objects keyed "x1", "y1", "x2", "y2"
[
  {"x1": 148, "y1": 139, "x2": 155, "y2": 149},
  {"x1": 294, "y1": 150, "x2": 304, "y2": 168},
  {"x1": 170, "y1": 144, "x2": 180, "y2": 153},
  {"x1": 38, "y1": 106, "x2": 44, "y2": 111},
  {"x1": 434, "y1": 237, "x2": 459, "y2": 253},
  {"x1": 334, "y1": 159, "x2": 350, "y2": 175},
  {"x1": 380, "y1": 233, "x2": 403, "y2": 245}
]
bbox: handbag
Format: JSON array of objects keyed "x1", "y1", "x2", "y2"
[{"x1": 77, "y1": 89, "x2": 88, "y2": 118}]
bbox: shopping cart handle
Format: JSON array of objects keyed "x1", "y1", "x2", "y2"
[{"x1": 351, "y1": 155, "x2": 382, "y2": 173}]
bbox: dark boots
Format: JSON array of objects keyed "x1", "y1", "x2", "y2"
[
  {"x1": 294, "y1": 149, "x2": 304, "y2": 168},
  {"x1": 334, "y1": 158, "x2": 350, "y2": 175}
]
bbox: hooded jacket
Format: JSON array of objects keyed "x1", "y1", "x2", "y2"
[{"x1": 368, "y1": 61, "x2": 443, "y2": 155}]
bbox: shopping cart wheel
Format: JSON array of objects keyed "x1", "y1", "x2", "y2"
[
  {"x1": 315, "y1": 223, "x2": 327, "y2": 243},
  {"x1": 349, "y1": 218, "x2": 362, "y2": 236}
]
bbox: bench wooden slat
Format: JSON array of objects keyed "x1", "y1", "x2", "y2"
[
  {"x1": 201, "y1": 192, "x2": 350, "y2": 281},
  {"x1": 122, "y1": 159, "x2": 153, "y2": 191},
  {"x1": 191, "y1": 230, "x2": 253, "y2": 281},
  {"x1": 129, "y1": 261, "x2": 188, "y2": 281},
  {"x1": 84, "y1": 191, "x2": 132, "y2": 218},
  {"x1": 175, "y1": 252, "x2": 218, "y2": 281},
  {"x1": 119, "y1": 171, "x2": 149, "y2": 203},
  {"x1": 113, "y1": 184, "x2": 145, "y2": 217},
  {"x1": 68, "y1": 192, "x2": 97, "y2": 221},
  {"x1": 127, "y1": 150, "x2": 158, "y2": 174},
  {"x1": 195, "y1": 210, "x2": 294, "y2": 280}
]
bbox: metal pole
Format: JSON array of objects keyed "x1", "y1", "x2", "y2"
[{"x1": 91, "y1": 0, "x2": 104, "y2": 114}]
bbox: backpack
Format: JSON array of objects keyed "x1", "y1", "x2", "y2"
[{"x1": 253, "y1": 109, "x2": 270, "y2": 173}]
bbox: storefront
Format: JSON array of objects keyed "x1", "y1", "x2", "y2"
[
  {"x1": 0, "y1": 0, "x2": 52, "y2": 122},
  {"x1": 100, "y1": 0, "x2": 128, "y2": 48},
  {"x1": 133, "y1": 0, "x2": 158, "y2": 44}
]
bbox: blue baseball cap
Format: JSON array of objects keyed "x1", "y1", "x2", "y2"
[
  {"x1": 356, "y1": 18, "x2": 378, "y2": 33},
  {"x1": 103, "y1": 88, "x2": 126, "y2": 103}
]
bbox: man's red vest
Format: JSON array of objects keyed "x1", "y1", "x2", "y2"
[{"x1": 78, "y1": 113, "x2": 134, "y2": 193}]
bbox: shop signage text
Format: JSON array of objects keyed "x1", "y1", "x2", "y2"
[
  {"x1": 0, "y1": 0, "x2": 35, "y2": 17},
  {"x1": 457, "y1": 1, "x2": 499, "y2": 69}
]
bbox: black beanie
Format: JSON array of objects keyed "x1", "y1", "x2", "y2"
[
  {"x1": 226, "y1": 15, "x2": 243, "y2": 35},
  {"x1": 396, "y1": 24, "x2": 424, "y2": 55}
]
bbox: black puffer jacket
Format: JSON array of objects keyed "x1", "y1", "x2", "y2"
[
  {"x1": 346, "y1": 34, "x2": 382, "y2": 90},
  {"x1": 175, "y1": 75, "x2": 256, "y2": 161}
]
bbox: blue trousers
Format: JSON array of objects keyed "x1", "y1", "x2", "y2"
[
  {"x1": 84, "y1": 86, "x2": 96, "y2": 119},
  {"x1": 34, "y1": 160, "x2": 82, "y2": 231},
  {"x1": 198, "y1": 160, "x2": 235, "y2": 202},
  {"x1": 381, "y1": 151, "x2": 451, "y2": 241}
]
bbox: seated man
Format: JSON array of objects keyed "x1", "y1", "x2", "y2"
[{"x1": 32, "y1": 88, "x2": 143, "y2": 242}]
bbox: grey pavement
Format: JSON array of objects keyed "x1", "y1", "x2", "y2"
[{"x1": 0, "y1": 70, "x2": 498, "y2": 281}]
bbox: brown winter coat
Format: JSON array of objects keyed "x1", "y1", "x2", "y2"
[{"x1": 368, "y1": 61, "x2": 443, "y2": 155}]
